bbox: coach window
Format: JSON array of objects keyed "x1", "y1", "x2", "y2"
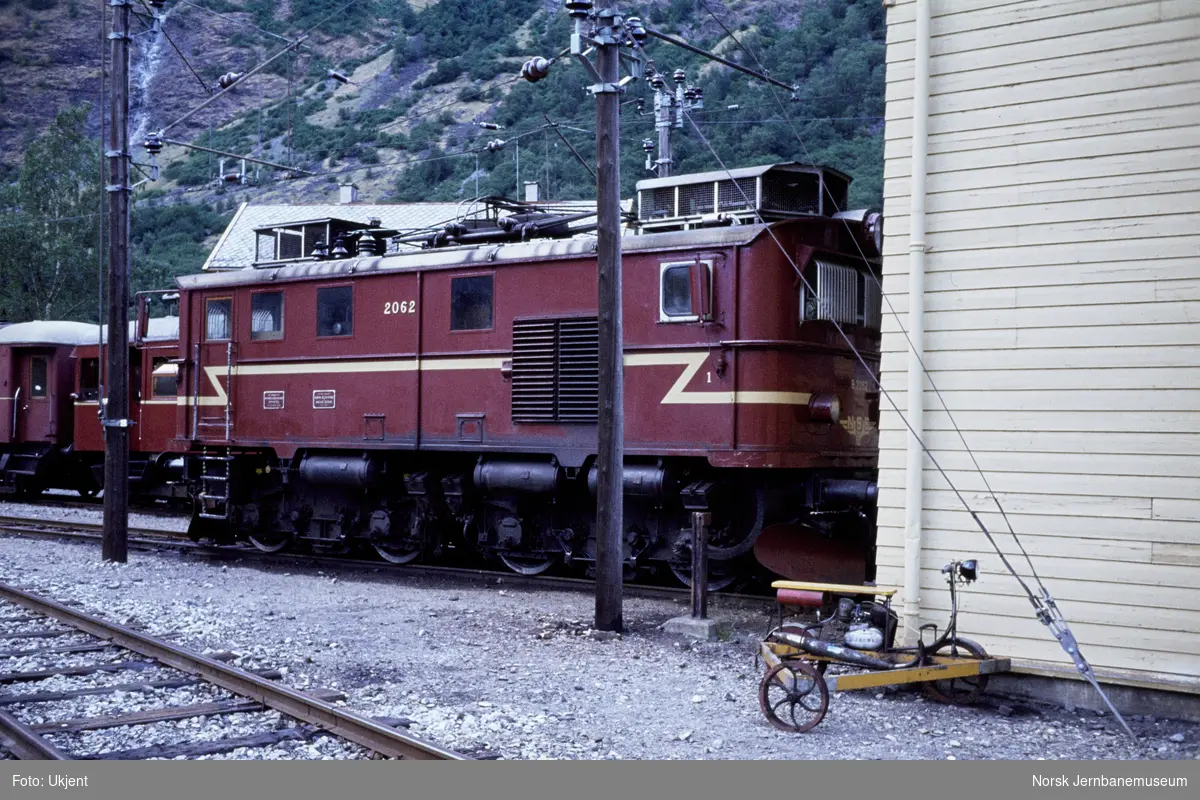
[
  {"x1": 151, "y1": 357, "x2": 178, "y2": 397},
  {"x1": 30, "y1": 357, "x2": 48, "y2": 397},
  {"x1": 317, "y1": 285, "x2": 354, "y2": 337},
  {"x1": 251, "y1": 291, "x2": 284, "y2": 340},
  {"x1": 450, "y1": 275, "x2": 493, "y2": 331},
  {"x1": 206, "y1": 298, "x2": 232, "y2": 340},
  {"x1": 79, "y1": 358, "x2": 100, "y2": 402}
]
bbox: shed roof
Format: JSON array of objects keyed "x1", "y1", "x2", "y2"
[{"x1": 203, "y1": 201, "x2": 605, "y2": 271}]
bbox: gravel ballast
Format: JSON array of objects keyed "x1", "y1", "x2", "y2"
[{"x1": 0, "y1": 529, "x2": 1195, "y2": 761}]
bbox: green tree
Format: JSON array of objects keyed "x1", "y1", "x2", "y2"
[{"x1": 0, "y1": 105, "x2": 101, "y2": 322}]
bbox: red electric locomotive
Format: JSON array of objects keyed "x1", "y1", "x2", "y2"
[{"x1": 160, "y1": 162, "x2": 882, "y2": 586}]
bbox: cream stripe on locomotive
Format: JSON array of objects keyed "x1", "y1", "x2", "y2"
[
  {"x1": 623, "y1": 351, "x2": 812, "y2": 406},
  {"x1": 157, "y1": 351, "x2": 810, "y2": 408}
]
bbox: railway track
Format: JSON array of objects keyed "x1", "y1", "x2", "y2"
[
  {"x1": 0, "y1": 514, "x2": 776, "y2": 605},
  {"x1": 0, "y1": 582, "x2": 464, "y2": 760},
  {"x1": 6, "y1": 492, "x2": 188, "y2": 519}
]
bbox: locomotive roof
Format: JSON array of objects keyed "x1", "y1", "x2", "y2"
[
  {"x1": 176, "y1": 223, "x2": 771, "y2": 290},
  {"x1": 634, "y1": 161, "x2": 851, "y2": 192},
  {"x1": 0, "y1": 320, "x2": 101, "y2": 346}
]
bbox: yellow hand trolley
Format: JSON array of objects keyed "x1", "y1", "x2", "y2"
[{"x1": 758, "y1": 560, "x2": 1011, "y2": 732}]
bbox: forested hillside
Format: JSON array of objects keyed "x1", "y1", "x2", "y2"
[{"x1": 0, "y1": 0, "x2": 885, "y2": 322}]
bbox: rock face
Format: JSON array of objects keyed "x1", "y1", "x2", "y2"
[{"x1": 0, "y1": 3, "x2": 382, "y2": 170}]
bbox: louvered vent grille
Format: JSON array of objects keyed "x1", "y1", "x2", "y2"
[
  {"x1": 800, "y1": 261, "x2": 880, "y2": 330},
  {"x1": 512, "y1": 317, "x2": 599, "y2": 424},
  {"x1": 815, "y1": 261, "x2": 859, "y2": 325},
  {"x1": 717, "y1": 177, "x2": 757, "y2": 212}
]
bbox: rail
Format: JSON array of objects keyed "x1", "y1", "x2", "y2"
[{"x1": 0, "y1": 582, "x2": 464, "y2": 760}]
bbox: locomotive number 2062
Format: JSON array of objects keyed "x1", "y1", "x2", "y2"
[{"x1": 384, "y1": 300, "x2": 416, "y2": 315}]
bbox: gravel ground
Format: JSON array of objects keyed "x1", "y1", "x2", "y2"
[{"x1": 0, "y1": 528, "x2": 1196, "y2": 761}]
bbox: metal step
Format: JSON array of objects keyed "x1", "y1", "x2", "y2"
[
  {"x1": 200, "y1": 475, "x2": 228, "y2": 483},
  {"x1": 198, "y1": 493, "x2": 228, "y2": 503},
  {"x1": 197, "y1": 512, "x2": 229, "y2": 520}
]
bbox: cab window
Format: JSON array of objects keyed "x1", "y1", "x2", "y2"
[
  {"x1": 658, "y1": 260, "x2": 711, "y2": 322},
  {"x1": 206, "y1": 298, "x2": 232, "y2": 340},
  {"x1": 151, "y1": 357, "x2": 178, "y2": 397},
  {"x1": 251, "y1": 291, "x2": 284, "y2": 340},
  {"x1": 317, "y1": 285, "x2": 353, "y2": 337}
]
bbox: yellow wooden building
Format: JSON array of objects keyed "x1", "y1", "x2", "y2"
[{"x1": 876, "y1": 0, "x2": 1200, "y2": 697}]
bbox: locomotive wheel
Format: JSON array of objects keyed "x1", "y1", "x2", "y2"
[
  {"x1": 669, "y1": 563, "x2": 739, "y2": 592},
  {"x1": 248, "y1": 531, "x2": 291, "y2": 554},
  {"x1": 923, "y1": 637, "x2": 989, "y2": 706},
  {"x1": 373, "y1": 540, "x2": 422, "y2": 565},
  {"x1": 498, "y1": 552, "x2": 557, "y2": 576},
  {"x1": 758, "y1": 660, "x2": 829, "y2": 733}
]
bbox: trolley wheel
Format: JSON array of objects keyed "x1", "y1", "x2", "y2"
[
  {"x1": 758, "y1": 660, "x2": 829, "y2": 733},
  {"x1": 924, "y1": 637, "x2": 990, "y2": 706}
]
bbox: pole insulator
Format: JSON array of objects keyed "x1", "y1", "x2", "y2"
[{"x1": 521, "y1": 57, "x2": 552, "y2": 83}]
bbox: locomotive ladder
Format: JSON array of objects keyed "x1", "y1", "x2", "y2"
[
  {"x1": 197, "y1": 447, "x2": 233, "y2": 521},
  {"x1": 191, "y1": 341, "x2": 235, "y2": 521}
]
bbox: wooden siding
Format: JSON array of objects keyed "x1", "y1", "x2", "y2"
[{"x1": 878, "y1": 0, "x2": 1200, "y2": 692}]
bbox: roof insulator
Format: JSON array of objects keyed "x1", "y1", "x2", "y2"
[
  {"x1": 218, "y1": 72, "x2": 241, "y2": 90},
  {"x1": 327, "y1": 70, "x2": 351, "y2": 84},
  {"x1": 564, "y1": 0, "x2": 593, "y2": 20}
]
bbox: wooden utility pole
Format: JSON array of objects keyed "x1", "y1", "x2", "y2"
[
  {"x1": 102, "y1": 0, "x2": 132, "y2": 563},
  {"x1": 592, "y1": 7, "x2": 624, "y2": 633}
]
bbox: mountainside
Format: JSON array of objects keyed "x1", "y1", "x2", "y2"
[
  {"x1": 0, "y1": 0, "x2": 884, "y2": 321},
  {"x1": 1, "y1": 0, "x2": 884, "y2": 204}
]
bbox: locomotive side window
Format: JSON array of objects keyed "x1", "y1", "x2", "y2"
[
  {"x1": 206, "y1": 298, "x2": 232, "y2": 341},
  {"x1": 317, "y1": 285, "x2": 354, "y2": 337},
  {"x1": 659, "y1": 260, "x2": 712, "y2": 322},
  {"x1": 251, "y1": 291, "x2": 284, "y2": 340},
  {"x1": 151, "y1": 357, "x2": 178, "y2": 397},
  {"x1": 450, "y1": 275, "x2": 494, "y2": 331},
  {"x1": 30, "y1": 357, "x2": 48, "y2": 397}
]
